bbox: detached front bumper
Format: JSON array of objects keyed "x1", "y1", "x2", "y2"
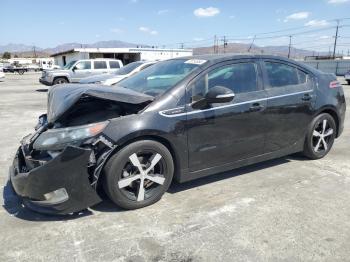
[{"x1": 10, "y1": 145, "x2": 102, "y2": 215}]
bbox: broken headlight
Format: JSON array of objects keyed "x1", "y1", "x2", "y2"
[{"x1": 33, "y1": 121, "x2": 108, "y2": 151}]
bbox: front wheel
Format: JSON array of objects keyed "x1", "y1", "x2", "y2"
[
  {"x1": 53, "y1": 77, "x2": 68, "y2": 85},
  {"x1": 103, "y1": 140, "x2": 174, "y2": 209},
  {"x1": 303, "y1": 113, "x2": 336, "y2": 159}
]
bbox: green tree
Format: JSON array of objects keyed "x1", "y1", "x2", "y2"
[
  {"x1": 2, "y1": 52, "x2": 11, "y2": 59},
  {"x1": 14, "y1": 54, "x2": 18, "y2": 58}
]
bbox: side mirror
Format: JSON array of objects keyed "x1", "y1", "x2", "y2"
[
  {"x1": 72, "y1": 66, "x2": 77, "y2": 72},
  {"x1": 205, "y1": 86, "x2": 235, "y2": 103},
  {"x1": 191, "y1": 86, "x2": 235, "y2": 109}
]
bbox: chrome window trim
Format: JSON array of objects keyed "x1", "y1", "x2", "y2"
[{"x1": 159, "y1": 90, "x2": 313, "y2": 118}]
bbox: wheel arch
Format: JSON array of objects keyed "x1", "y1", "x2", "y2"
[
  {"x1": 98, "y1": 134, "x2": 182, "y2": 185},
  {"x1": 314, "y1": 106, "x2": 340, "y2": 137},
  {"x1": 53, "y1": 75, "x2": 69, "y2": 83}
]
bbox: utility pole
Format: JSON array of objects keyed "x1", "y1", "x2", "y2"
[
  {"x1": 222, "y1": 36, "x2": 228, "y2": 53},
  {"x1": 332, "y1": 19, "x2": 339, "y2": 59},
  {"x1": 213, "y1": 35, "x2": 220, "y2": 54},
  {"x1": 213, "y1": 35, "x2": 217, "y2": 54},
  {"x1": 248, "y1": 35, "x2": 256, "y2": 53},
  {"x1": 288, "y1": 35, "x2": 292, "y2": 58},
  {"x1": 33, "y1": 46, "x2": 37, "y2": 58}
]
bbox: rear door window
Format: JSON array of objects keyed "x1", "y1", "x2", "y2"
[
  {"x1": 264, "y1": 61, "x2": 308, "y2": 88},
  {"x1": 94, "y1": 61, "x2": 107, "y2": 69}
]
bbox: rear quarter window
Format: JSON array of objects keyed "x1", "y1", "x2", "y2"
[{"x1": 109, "y1": 61, "x2": 120, "y2": 69}]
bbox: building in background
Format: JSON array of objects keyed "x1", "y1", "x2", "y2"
[{"x1": 51, "y1": 47, "x2": 193, "y2": 67}]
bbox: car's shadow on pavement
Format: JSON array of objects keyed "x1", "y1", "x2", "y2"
[
  {"x1": 2, "y1": 154, "x2": 307, "y2": 221},
  {"x1": 35, "y1": 88, "x2": 48, "y2": 92},
  {"x1": 2, "y1": 180, "x2": 93, "y2": 221},
  {"x1": 168, "y1": 154, "x2": 305, "y2": 194}
]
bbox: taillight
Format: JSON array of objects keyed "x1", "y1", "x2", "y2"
[{"x1": 329, "y1": 80, "x2": 341, "y2": 89}]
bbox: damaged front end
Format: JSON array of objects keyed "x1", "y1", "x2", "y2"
[{"x1": 10, "y1": 84, "x2": 153, "y2": 215}]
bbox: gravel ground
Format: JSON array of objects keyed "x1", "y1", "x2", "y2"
[{"x1": 0, "y1": 72, "x2": 349, "y2": 262}]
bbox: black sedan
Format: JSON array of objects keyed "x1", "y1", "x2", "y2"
[{"x1": 10, "y1": 55, "x2": 346, "y2": 215}]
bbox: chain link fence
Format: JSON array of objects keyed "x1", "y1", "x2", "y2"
[{"x1": 302, "y1": 60, "x2": 350, "y2": 76}]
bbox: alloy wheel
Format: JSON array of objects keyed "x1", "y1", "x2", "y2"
[
  {"x1": 312, "y1": 119, "x2": 334, "y2": 153},
  {"x1": 57, "y1": 79, "x2": 66, "y2": 84},
  {"x1": 118, "y1": 152, "x2": 166, "y2": 202}
]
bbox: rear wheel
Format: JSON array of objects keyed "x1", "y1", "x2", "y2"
[
  {"x1": 103, "y1": 140, "x2": 174, "y2": 209},
  {"x1": 303, "y1": 113, "x2": 336, "y2": 159},
  {"x1": 53, "y1": 77, "x2": 68, "y2": 85}
]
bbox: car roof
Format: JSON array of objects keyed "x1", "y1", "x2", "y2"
[
  {"x1": 79, "y1": 59, "x2": 122, "y2": 61},
  {"x1": 174, "y1": 53, "x2": 320, "y2": 74}
]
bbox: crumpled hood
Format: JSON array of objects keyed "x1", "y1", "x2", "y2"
[
  {"x1": 79, "y1": 73, "x2": 115, "y2": 84},
  {"x1": 47, "y1": 84, "x2": 153, "y2": 124}
]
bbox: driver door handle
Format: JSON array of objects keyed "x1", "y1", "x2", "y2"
[{"x1": 249, "y1": 103, "x2": 264, "y2": 112}]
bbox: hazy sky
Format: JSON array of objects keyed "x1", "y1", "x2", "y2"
[{"x1": 1, "y1": 0, "x2": 350, "y2": 52}]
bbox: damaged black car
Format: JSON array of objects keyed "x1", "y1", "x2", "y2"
[{"x1": 10, "y1": 55, "x2": 346, "y2": 215}]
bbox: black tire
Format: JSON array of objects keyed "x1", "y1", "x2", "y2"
[
  {"x1": 53, "y1": 77, "x2": 68, "y2": 85},
  {"x1": 103, "y1": 140, "x2": 174, "y2": 210},
  {"x1": 303, "y1": 113, "x2": 336, "y2": 160},
  {"x1": 18, "y1": 70, "x2": 25, "y2": 75}
]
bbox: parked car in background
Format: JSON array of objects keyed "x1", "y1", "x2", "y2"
[
  {"x1": 39, "y1": 59, "x2": 123, "y2": 86},
  {"x1": 345, "y1": 70, "x2": 350, "y2": 85},
  {"x1": 0, "y1": 68, "x2": 4, "y2": 81},
  {"x1": 80, "y1": 61, "x2": 156, "y2": 85},
  {"x1": 3, "y1": 65, "x2": 28, "y2": 74},
  {"x1": 10, "y1": 55, "x2": 346, "y2": 215}
]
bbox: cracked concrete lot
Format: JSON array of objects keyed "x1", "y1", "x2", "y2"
[{"x1": 0, "y1": 73, "x2": 349, "y2": 262}]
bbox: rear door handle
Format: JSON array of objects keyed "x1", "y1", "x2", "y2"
[
  {"x1": 301, "y1": 94, "x2": 312, "y2": 101},
  {"x1": 249, "y1": 103, "x2": 264, "y2": 112}
]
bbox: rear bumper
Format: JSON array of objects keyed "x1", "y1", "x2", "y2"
[
  {"x1": 39, "y1": 77, "x2": 53, "y2": 86},
  {"x1": 10, "y1": 145, "x2": 101, "y2": 215}
]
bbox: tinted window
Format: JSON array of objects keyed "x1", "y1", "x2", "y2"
[
  {"x1": 109, "y1": 61, "x2": 120, "y2": 69},
  {"x1": 191, "y1": 63, "x2": 258, "y2": 99},
  {"x1": 94, "y1": 61, "x2": 107, "y2": 69},
  {"x1": 265, "y1": 62, "x2": 307, "y2": 87},
  {"x1": 74, "y1": 61, "x2": 91, "y2": 70}
]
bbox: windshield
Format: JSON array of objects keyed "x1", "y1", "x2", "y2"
[
  {"x1": 116, "y1": 59, "x2": 203, "y2": 96},
  {"x1": 63, "y1": 60, "x2": 77, "y2": 70},
  {"x1": 115, "y1": 62, "x2": 144, "y2": 75}
]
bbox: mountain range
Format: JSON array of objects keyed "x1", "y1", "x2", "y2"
[
  {"x1": 0, "y1": 40, "x2": 143, "y2": 57},
  {"x1": 0, "y1": 40, "x2": 326, "y2": 59}
]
